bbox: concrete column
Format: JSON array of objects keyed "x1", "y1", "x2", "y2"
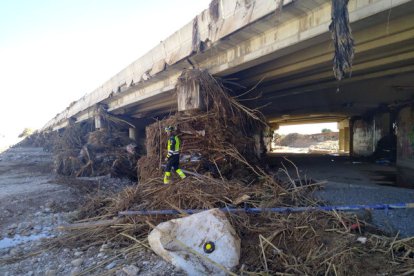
[
  {"x1": 338, "y1": 128, "x2": 345, "y2": 152},
  {"x1": 268, "y1": 123, "x2": 279, "y2": 152},
  {"x1": 129, "y1": 128, "x2": 138, "y2": 142},
  {"x1": 94, "y1": 115, "x2": 104, "y2": 130},
  {"x1": 349, "y1": 119, "x2": 354, "y2": 156},
  {"x1": 338, "y1": 119, "x2": 350, "y2": 153},
  {"x1": 263, "y1": 127, "x2": 273, "y2": 153},
  {"x1": 177, "y1": 82, "x2": 203, "y2": 112},
  {"x1": 396, "y1": 106, "x2": 414, "y2": 187},
  {"x1": 344, "y1": 127, "x2": 350, "y2": 152}
]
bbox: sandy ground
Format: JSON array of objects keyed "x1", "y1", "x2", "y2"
[{"x1": 0, "y1": 147, "x2": 183, "y2": 276}]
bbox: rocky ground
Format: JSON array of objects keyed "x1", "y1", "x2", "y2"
[
  {"x1": 272, "y1": 140, "x2": 339, "y2": 154},
  {"x1": 0, "y1": 147, "x2": 183, "y2": 276}
]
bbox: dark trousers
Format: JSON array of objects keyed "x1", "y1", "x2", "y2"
[{"x1": 165, "y1": 155, "x2": 180, "y2": 172}]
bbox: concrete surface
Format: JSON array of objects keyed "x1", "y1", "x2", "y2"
[{"x1": 268, "y1": 154, "x2": 414, "y2": 237}]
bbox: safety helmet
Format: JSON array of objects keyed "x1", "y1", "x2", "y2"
[{"x1": 164, "y1": 126, "x2": 175, "y2": 132}]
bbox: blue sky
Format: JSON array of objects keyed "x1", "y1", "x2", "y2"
[{"x1": 0, "y1": 0, "x2": 210, "y2": 147}]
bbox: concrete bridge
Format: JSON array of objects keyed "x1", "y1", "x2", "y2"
[{"x1": 43, "y1": 0, "x2": 414, "y2": 183}]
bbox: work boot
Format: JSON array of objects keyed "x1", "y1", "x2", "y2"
[
  {"x1": 176, "y1": 169, "x2": 186, "y2": 179},
  {"x1": 164, "y1": 171, "x2": 171, "y2": 184}
]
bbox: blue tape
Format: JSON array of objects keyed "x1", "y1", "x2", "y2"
[{"x1": 118, "y1": 202, "x2": 414, "y2": 216}]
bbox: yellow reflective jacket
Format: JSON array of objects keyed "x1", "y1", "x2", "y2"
[{"x1": 166, "y1": 135, "x2": 180, "y2": 158}]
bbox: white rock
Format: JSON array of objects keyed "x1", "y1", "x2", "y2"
[
  {"x1": 148, "y1": 208, "x2": 240, "y2": 276},
  {"x1": 100, "y1": 244, "x2": 110, "y2": 252},
  {"x1": 122, "y1": 265, "x2": 140, "y2": 276},
  {"x1": 357, "y1": 237, "x2": 367, "y2": 244},
  {"x1": 74, "y1": 251, "x2": 83, "y2": 257},
  {"x1": 71, "y1": 258, "x2": 83, "y2": 267}
]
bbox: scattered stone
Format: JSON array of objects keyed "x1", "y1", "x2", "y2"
[
  {"x1": 100, "y1": 243, "x2": 110, "y2": 252},
  {"x1": 70, "y1": 267, "x2": 81, "y2": 276},
  {"x1": 45, "y1": 269, "x2": 57, "y2": 276},
  {"x1": 34, "y1": 225, "x2": 42, "y2": 232},
  {"x1": 74, "y1": 251, "x2": 83, "y2": 257},
  {"x1": 115, "y1": 270, "x2": 127, "y2": 276},
  {"x1": 8, "y1": 223, "x2": 18, "y2": 229},
  {"x1": 105, "y1": 261, "x2": 117, "y2": 270},
  {"x1": 9, "y1": 247, "x2": 21, "y2": 256},
  {"x1": 45, "y1": 201, "x2": 55, "y2": 208},
  {"x1": 122, "y1": 265, "x2": 140, "y2": 276},
  {"x1": 71, "y1": 258, "x2": 83, "y2": 267}
]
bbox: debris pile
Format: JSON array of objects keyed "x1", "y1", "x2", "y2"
[
  {"x1": 52, "y1": 69, "x2": 413, "y2": 275},
  {"x1": 15, "y1": 131, "x2": 58, "y2": 151},
  {"x1": 138, "y1": 69, "x2": 266, "y2": 182},
  {"x1": 53, "y1": 121, "x2": 139, "y2": 180},
  {"x1": 58, "y1": 173, "x2": 414, "y2": 275}
]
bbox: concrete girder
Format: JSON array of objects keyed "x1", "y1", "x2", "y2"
[
  {"x1": 259, "y1": 51, "x2": 414, "y2": 97},
  {"x1": 42, "y1": 0, "x2": 414, "y2": 131},
  {"x1": 237, "y1": 20, "x2": 414, "y2": 86}
]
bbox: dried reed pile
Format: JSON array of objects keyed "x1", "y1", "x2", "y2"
[
  {"x1": 16, "y1": 130, "x2": 58, "y2": 151},
  {"x1": 57, "y1": 172, "x2": 413, "y2": 275},
  {"x1": 138, "y1": 69, "x2": 266, "y2": 182},
  {"x1": 52, "y1": 114, "x2": 139, "y2": 179}
]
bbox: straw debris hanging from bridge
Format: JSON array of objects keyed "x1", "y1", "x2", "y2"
[{"x1": 330, "y1": 0, "x2": 355, "y2": 80}]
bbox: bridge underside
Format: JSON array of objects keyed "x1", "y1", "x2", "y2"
[
  {"x1": 231, "y1": 11, "x2": 414, "y2": 125},
  {"x1": 47, "y1": 0, "x2": 414, "y2": 185},
  {"x1": 112, "y1": 1, "x2": 414, "y2": 126},
  {"x1": 121, "y1": 2, "x2": 414, "y2": 185}
]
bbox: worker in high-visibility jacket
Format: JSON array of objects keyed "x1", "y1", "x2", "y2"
[{"x1": 164, "y1": 126, "x2": 186, "y2": 184}]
